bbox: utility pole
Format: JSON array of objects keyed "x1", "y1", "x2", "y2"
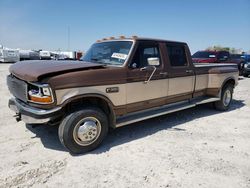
[{"x1": 67, "y1": 26, "x2": 70, "y2": 51}]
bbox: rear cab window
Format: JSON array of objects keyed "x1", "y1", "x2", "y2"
[{"x1": 166, "y1": 44, "x2": 188, "y2": 67}]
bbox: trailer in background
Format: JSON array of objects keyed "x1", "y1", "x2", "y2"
[
  {"x1": 19, "y1": 50, "x2": 40, "y2": 61},
  {"x1": 39, "y1": 51, "x2": 51, "y2": 60},
  {"x1": 58, "y1": 51, "x2": 76, "y2": 60},
  {"x1": 0, "y1": 46, "x2": 20, "y2": 63},
  {"x1": 54, "y1": 51, "x2": 83, "y2": 60},
  {"x1": 0, "y1": 45, "x2": 84, "y2": 62}
]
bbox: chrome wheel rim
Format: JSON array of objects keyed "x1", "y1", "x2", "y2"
[
  {"x1": 223, "y1": 89, "x2": 231, "y2": 106},
  {"x1": 73, "y1": 117, "x2": 101, "y2": 146}
]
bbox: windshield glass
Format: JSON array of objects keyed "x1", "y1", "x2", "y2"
[
  {"x1": 192, "y1": 51, "x2": 217, "y2": 58},
  {"x1": 81, "y1": 41, "x2": 133, "y2": 66}
]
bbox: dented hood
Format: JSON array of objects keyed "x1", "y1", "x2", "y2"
[{"x1": 9, "y1": 60, "x2": 105, "y2": 82}]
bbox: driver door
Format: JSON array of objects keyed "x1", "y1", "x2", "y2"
[{"x1": 126, "y1": 41, "x2": 168, "y2": 113}]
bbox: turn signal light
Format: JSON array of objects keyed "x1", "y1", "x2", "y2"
[{"x1": 29, "y1": 95, "x2": 53, "y2": 103}]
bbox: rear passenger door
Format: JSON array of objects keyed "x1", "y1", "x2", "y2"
[{"x1": 165, "y1": 43, "x2": 195, "y2": 101}]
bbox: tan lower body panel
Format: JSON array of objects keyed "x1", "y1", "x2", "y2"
[
  {"x1": 168, "y1": 76, "x2": 195, "y2": 96},
  {"x1": 55, "y1": 76, "x2": 194, "y2": 106},
  {"x1": 55, "y1": 72, "x2": 237, "y2": 115},
  {"x1": 55, "y1": 84, "x2": 127, "y2": 106}
]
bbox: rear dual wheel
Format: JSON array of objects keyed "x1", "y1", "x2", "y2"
[
  {"x1": 58, "y1": 107, "x2": 108, "y2": 154},
  {"x1": 214, "y1": 84, "x2": 234, "y2": 111}
]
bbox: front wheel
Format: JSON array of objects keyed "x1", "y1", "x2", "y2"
[
  {"x1": 58, "y1": 107, "x2": 109, "y2": 154},
  {"x1": 214, "y1": 84, "x2": 234, "y2": 111}
]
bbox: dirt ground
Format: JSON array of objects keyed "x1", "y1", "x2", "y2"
[{"x1": 0, "y1": 63, "x2": 249, "y2": 188}]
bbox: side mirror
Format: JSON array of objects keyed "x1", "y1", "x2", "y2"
[{"x1": 147, "y1": 57, "x2": 160, "y2": 66}]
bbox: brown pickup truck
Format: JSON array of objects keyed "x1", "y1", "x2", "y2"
[{"x1": 7, "y1": 37, "x2": 239, "y2": 154}]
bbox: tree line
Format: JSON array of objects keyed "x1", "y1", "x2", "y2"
[{"x1": 205, "y1": 45, "x2": 249, "y2": 54}]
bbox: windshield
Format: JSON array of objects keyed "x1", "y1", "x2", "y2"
[
  {"x1": 81, "y1": 41, "x2": 133, "y2": 66},
  {"x1": 192, "y1": 51, "x2": 217, "y2": 58}
]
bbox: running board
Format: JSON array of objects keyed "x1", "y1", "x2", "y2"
[{"x1": 115, "y1": 97, "x2": 220, "y2": 128}]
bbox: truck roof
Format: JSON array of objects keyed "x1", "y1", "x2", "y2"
[{"x1": 96, "y1": 36, "x2": 187, "y2": 45}]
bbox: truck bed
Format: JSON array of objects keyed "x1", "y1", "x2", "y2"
[
  {"x1": 194, "y1": 63, "x2": 239, "y2": 75},
  {"x1": 194, "y1": 63, "x2": 238, "y2": 68}
]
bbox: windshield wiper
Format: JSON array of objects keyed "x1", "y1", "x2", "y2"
[
  {"x1": 89, "y1": 58, "x2": 121, "y2": 66},
  {"x1": 90, "y1": 58, "x2": 102, "y2": 63},
  {"x1": 89, "y1": 58, "x2": 110, "y2": 67},
  {"x1": 91, "y1": 58, "x2": 99, "y2": 61}
]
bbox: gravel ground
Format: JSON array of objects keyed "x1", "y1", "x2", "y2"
[{"x1": 0, "y1": 63, "x2": 250, "y2": 188}]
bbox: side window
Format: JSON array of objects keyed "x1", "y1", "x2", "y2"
[
  {"x1": 224, "y1": 52, "x2": 229, "y2": 58},
  {"x1": 142, "y1": 47, "x2": 160, "y2": 67},
  {"x1": 218, "y1": 52, "x2": 229, "y2": 60},
  {"x1": 131, "y1": 43, "x2": 161, "y2": 68},
  {"x1": 166, "y1": 44, "x2": 188, "y2": 67},
  {"x1": 218, "y1": 52, "x2": 224, "y2": 59}
]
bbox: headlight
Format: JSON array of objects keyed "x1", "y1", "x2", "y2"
[
  {"x1": 244, "y1": 63, "x2": 250, "y2": 68},
  {"x1": 27, "y1": 83, "x2": 54, "y2": 104}
]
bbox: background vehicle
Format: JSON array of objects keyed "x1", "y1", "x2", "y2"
[
  {"x1": 242, "y1": 54, "x2": 250, "y2": 77},
  {"x1": 39, "y1": 50, "x2": 51, "y2": 60},
  {"x1": 192, "y1": 50, "x2": 244, "y2": 74},
  {"x1": 0, "y1": 45, "x2": 20, "y2": 63},
  {"x1": 7, "y1": 37, "x2": 239, "y2": 154},
  {"x1": 19, "y1": 50, "x2": 40, "y2": 61}
]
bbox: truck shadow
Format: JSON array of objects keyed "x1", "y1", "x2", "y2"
[
  {"x1": 26, "y1": 99, "x2": 245, "y2": 154},
  {"x1": 0, "y1": 62, "x2": 16, "y2": 64},
  {"x1": 26, "y1": 124, "x2": 65, "y2": 151},
  {"x1": 92, "y1": 99, "x2": 245, "y2": 155}
]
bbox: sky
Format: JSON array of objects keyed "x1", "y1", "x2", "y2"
[{"x1": 0, "y1": 0, "x2": 250, "y2": 54}]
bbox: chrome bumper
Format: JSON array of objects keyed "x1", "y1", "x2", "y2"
[{"x1": 8, "y1": 98, "x2": 62, "y2": 124}]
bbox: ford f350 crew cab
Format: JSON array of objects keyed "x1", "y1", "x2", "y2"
[{"x1": 7, "y1": 37, "x2": 239, "y2": 154}]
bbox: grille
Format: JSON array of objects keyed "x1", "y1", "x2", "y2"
[{"x1": 7, "y1": 75, "x2": 27, "y2": 102}]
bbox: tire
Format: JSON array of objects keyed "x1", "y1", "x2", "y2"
[
  {"x1": 58, "y1": 107, "x2": 109, "y2": 154},
  {"x1": 214, "y1": 84, "x2": 234, "y2": 111}
]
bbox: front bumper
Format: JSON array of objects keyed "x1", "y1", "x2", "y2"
[
  {"x1": 243, "y1": 68, "x2": 250, "y2": 75},
  {"x1": 8, "y1": 98, "x2": 62, "y2": 124}
]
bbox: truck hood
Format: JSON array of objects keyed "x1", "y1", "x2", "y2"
[{"x1": 9, "y1": 60, "x2": 105, "y2": 82}]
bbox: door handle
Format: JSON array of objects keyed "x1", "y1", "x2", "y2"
[{"x1": 186, "y1": 70, "x2": 193, "y2": 73}]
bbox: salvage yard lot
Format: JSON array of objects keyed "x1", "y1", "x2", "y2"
[{"x1": 0, "y1": 63, "x2": 250, "y2": 188}]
